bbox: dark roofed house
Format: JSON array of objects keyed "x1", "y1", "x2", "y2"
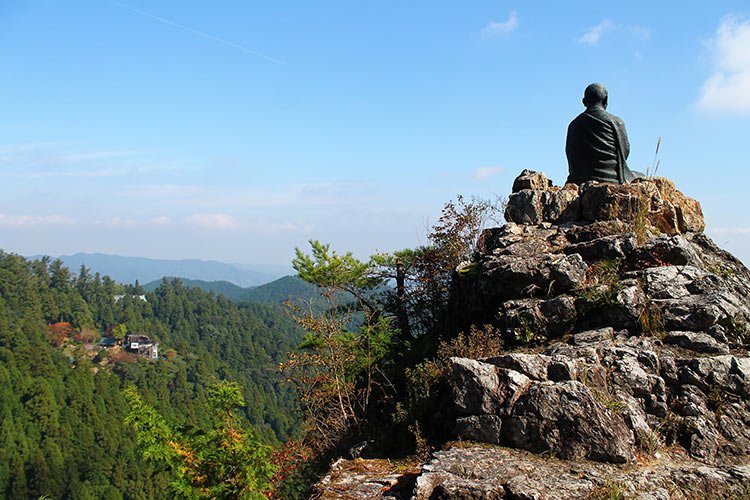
[
  {"x1": 99, "y1": 337, "x2": 118, "y2": 347},
  {"x1": 124, "y1": 334, "x2": 159, "y2": 360}
]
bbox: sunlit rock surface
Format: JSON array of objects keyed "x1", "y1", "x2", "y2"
[{"x1": 315, "y1": 171, "x2": 749, "y2": 499}]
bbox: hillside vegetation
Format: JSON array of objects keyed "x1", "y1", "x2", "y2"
[{"x1": 0, "y1": 252, "x2": 302, "y2": 499}]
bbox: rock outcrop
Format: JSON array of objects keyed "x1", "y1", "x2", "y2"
[{"x1": 315, "y1": 171, "x2": 750, "y2": 499}]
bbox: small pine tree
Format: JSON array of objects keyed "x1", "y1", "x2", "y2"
[{"x1": 124, "y1": 381, "x2": 275, "y2": 499}]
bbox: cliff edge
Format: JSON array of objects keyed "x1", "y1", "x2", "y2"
[{"x1": 316, "y1": 171, "x2": 750, "y2": 499}]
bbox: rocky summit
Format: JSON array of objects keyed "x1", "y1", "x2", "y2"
[{"x1": 316, "y1": 171, "x2": 750, "y2": 499}]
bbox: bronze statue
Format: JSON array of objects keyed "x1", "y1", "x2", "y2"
[{"x1": 566, "y1": 83, "x2": 642, "y2": 184}]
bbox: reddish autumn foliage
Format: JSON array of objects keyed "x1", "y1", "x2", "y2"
[
  {"x1": 267, "y1": 438, "x2": 311, "y2": 498},
  {"x1": 47, "y1": 322, "x2": 75, "y2": 347}
]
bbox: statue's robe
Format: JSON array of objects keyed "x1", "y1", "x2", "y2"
[{"x1": 566, "y1": 105, "x2": 639, "y2": 184}]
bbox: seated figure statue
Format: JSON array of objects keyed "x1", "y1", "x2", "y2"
[{"x1": 566, "y1": 83, "x2": 642, "y2": 184}]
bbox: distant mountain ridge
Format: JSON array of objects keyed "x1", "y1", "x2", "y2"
[
  {"x1": 142, "y1": 278, "x2": 251, "y2": 299},
  {"x1": 143, "y1": 275, "x2": 320, "y2": 304},
  {"x1": 39, "y1": 252, "x2": 281, "y2": 287}
]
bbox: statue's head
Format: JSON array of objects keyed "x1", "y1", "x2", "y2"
[{"x1": 583, "y1": 83, "x2": 608, "y2": 109}]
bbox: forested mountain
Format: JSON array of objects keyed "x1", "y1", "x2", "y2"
[
  {"x1": 142, "y1": 275, "x2": 319, "y2": 305},
  {"x1": 0, "y1": 251, "x2": 303, "y2": 499},
  {"x1": 241, "y1": 276, "x2": 319, "y2": 304},
  {"x1": 142, "y1": 277, "x2": 250, "y2": 300},
  {"x1": 44, "y1": 252, "x2": 279, "y2": 287}
]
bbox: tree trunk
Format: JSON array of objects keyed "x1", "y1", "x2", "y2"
[{"x1": 396, "y1": 259, "x2": 411, "y2": 341}]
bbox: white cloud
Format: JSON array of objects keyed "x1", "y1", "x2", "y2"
[
  {"x1": 0, "y1": 143, "x2": 170, "y2": 180},
  {"x1": 697, "y1": 15, "x2": 750, "y2": 114},
  {"x1": 0, "y1": 213, "x2": 75, "y2": 226},
  {"x1": 149, "y1": 215, "x2": 171, "y2": 225},
  {"x1": 472, "y1": 166, "x2": 505, "y2": 180},
  {"x1": 482, "y1": 11, "x2": 518, "y2": 38},
  {"x1": 578, "y1": 19, "x2": 615, "y2": 45},
  {"x1": 187, "y1": 213, "x2": 241, "y2": 229}
]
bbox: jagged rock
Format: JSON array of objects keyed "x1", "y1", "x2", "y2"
[
  {"x1": 454, "y1": 415, "x2": 504, "y2": 444},
  {"x1": 476, "y1": 223, "x2": 558, "y2": 256},
  {"x1": 450, "y1": 358, "x2": 531, "y2": 416},
  {"x1": 663, "y1": 331, "x2": 730, "y2": 354},
  {"x1": 660, "y1": 292, "x2": 745, "y2": 333},
  {"x1": 624, "y1": 234, "x2": 705, "y2": 269},
  {"x1": 427, "y1": 481, "x2": 505, "y2": 499},
  {"x1": 571, "y1": 327, "x2": 614, "y2": 345},
  {"x1": 413, "y1": 446, "x2": 750, "y2": 500},
  {"x1": 511, "y1": 169, "x2": 552, "y2": 192},
  {"x1": 672, "y1": 384, "x2": 711, "y2": 417},
  {"x1": 483, "y1": 353, "x2": 551, "y2": 381},
  {"x1": 316, "y1": 446, "x2": 750, "y2": 498},
  {"x1": 450, "y1": 252, "x2": 587, "y2": 328},
  {"x1": 314, "y1": 458, "x2": 419, "y2": 499},
  {"x1": 563, "y1": 220, "x2": 630, "y2": 243},
  {"x1": 564, "y1": 233, "x2": 637, "y2": 262},
  {"x1": 636, "y1": 265, "x2": 705, "y2": 299},
  {"x1": 503, "y1": 171, "x2": 705, "y2": 236},
  {"x1": 546, "y1": 356, "x2": 578, "y2": 381},
  {"x1": 578, "y1": 177, "x2": 705, "y2": 234},
  {"x1": 497, "y1": 296, "x2": 576, "y2": 341},
  {"x1": 678, "y1": 356, "x2": 736, "y2": 394},
  {"x1": 503, "y1": 380, "x2": 635, "y2": 463},
  {"x1": 599, "y1": 344, "x2": 668, "y2": 417},
  {"x1": 505, "y1": 186, "x2": 580, "y2": 225},
  {"x1": 317, "y1": 170, "x2": 750, "y2": 498}
]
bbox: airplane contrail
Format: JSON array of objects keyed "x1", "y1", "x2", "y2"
[{"x1": 107, "y1": 0, "x2": 286, "y2": 65}]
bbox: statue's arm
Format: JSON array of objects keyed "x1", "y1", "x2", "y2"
[
  {"x1": 615, "y1": 117, "x2": 630, "y2": 160},
  {"x1": 565, "y1": 122, "x2": 576, "y2": 163}
]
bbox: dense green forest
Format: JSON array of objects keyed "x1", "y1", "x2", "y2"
[{"x1": 0, "y1": 251, "x2": 302, "y2": 499}]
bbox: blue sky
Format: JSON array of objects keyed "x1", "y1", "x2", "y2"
[{"x1": 1, "y1": 1, "x2": 749, "y2": 268}]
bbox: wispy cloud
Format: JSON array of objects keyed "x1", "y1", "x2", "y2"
[
  {"x1": 149, "y1": 215, "x2": 172, "y2": 226},
  {"x1": 0, "y1": 142, "x2": 62, "y2": 155},
  {"x1": 576, "y1": 20, "x2": 650, "y2": 46},
  {"x1": 129, "y1": 181, "x2": 372, "y2": 208},
  {"x1": 0, "y1": 213, "x2": 75, "y2": 226},
  {"x1": 697, "y1": 15, "x2": 750, "y2": 114},
  {"x1": 472, "y1": 166, "x2": 505, "y2": 180},
  {"x1": 578, "y1": 19, "x2": 615, "y2": 45},
  {"x1": 482, "y1": 11, "x2": 519, "y2": 38},
  {"x1": 107, "y1": 0, "x2": 286, "y2": 64},
  {"x1": 32, "y1": 168, "x2": 124, "y2": 178},
  {"x1": 0, "y1": 143, "x2": 169, "y2": 179},
  {"x1": 187, "y1": 213, "x2": 241, "y2": 229}
]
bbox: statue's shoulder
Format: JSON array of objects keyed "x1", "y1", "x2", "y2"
[
  {"x1": 568, "y1": 111, "x2": 588, "y2": 127},
  {"x1": 603, "y1": 110, "x2": 625, "y2": 126}
]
